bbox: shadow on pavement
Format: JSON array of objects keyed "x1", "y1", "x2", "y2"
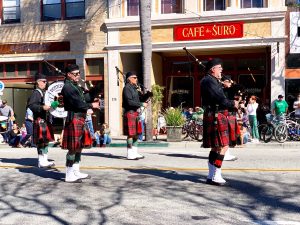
[
  {"x1": 157, "y1": 153, "x2": 207, "y2": 160},
  {"x1": 82, "y1": 152, "x2": 127, "y2": 160},
  {"x1": 0, "y1": 157, "x2": 64, "y2": 181}
]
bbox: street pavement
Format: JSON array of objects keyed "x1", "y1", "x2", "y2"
[{"x1": 0, "y1": 142, "x2": 300, "y2": 225}]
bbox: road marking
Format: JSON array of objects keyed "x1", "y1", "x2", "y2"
[{"x1": 1, "y1": 165, "x2": 300, "y2": 172}]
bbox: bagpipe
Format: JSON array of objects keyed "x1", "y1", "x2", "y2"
[{"x1": 43, "y1": 60, "x2": 102, "y2": 118}]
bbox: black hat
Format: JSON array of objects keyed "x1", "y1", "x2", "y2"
[
  {"x1": 205, "y1": 58, "x2": 222, "y2": 72},
  {"x1": 126, "y1": 71, "x2": 136, "y2": 80},
  {"x1": 65, "y1": 64, "x2": 79, "y2": 74},
  {"x1": 221, "y1": 75, "x2": 232, "y2": 82},
  {"x1": 35, "y1": 73, "x2": 47, "y2": 81},
  {"x1": 278, "y1": 94, "x2": 284, "y2": 98}
]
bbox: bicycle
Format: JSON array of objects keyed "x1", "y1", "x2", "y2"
[{"x1": 261, "y1": 113, "x2": 286, "y2": 143}]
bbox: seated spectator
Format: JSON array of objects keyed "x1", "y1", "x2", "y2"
[
  {"x1": 191, "y1": 106, "x2": 204, "y2": 121},
  {"x1": 20, "y1": 123, "x2": 27, "y2": 139},
  {"x1": 94, "y1": 123, "x2": 111, "y2": 147},
  {"x1": 8, "y1": 123, "x2": 22, "y2": 148}
]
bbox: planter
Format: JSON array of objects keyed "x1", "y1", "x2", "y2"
[{"x1": 166, "y1": 126, "x2": 183, "y2": 142}]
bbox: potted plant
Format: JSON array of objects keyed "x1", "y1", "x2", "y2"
[
  {"x1": 163, "y1": 107, "x2": 186, "y2": 142},
  {"x1": 151, "y1": 84, "x2": 164, "y2": 138}
]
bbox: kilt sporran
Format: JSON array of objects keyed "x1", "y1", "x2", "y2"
[{"x1": 33, "y1": 118, "x2": 54, "y2": 144}]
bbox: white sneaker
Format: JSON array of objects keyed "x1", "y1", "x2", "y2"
[
  {"x1": 65, "y1": 166, "x2": 82, "y2": 183},
  {"x1": 73, "y1": 163, "x2": 91, "y2": 179}
]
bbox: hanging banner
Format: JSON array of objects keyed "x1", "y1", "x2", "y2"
[{"x1": 174, "y1": 22, "x2": 244, "y2": 41}]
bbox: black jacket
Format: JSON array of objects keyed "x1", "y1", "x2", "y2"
[
  {"x1": 200, "y1": 74, "x2": 235, "y2": 111},
  {"x1": 27, "y1": 89, "x2": 47, "y2": 120},
  {"x1": 122, "y1": 83, "x2": 142, "y2": 112}
]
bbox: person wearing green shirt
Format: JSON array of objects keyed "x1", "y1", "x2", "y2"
[
  {"x1": 273, "y1": 95, "x2": 288, "y2": 116},
  {"x1": 191, "y1": 106, "x2": 204, "y2": 121}
]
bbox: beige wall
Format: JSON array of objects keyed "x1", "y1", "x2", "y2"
[
  {"x1": 0, "y1": 0, "x2": 107, "y2": 54},
  {"x1": 119, "y1": 20, "x2": 272, "y2": 45}
]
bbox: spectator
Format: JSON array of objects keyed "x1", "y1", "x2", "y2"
[
  {"x1": 184, "y1": 107, "x2": 194, "y2": 120},
  {"x1": 95, "y1": 123, "x2": 111, "y2": 147},
  {"x1": 247, "y1": 95, "x2": 259, "y2": 143},
  {"x1": 138, "y1": 106, "x2": 146, "y2": 141},
  {"x1": 20, "y1": 108, "x2": 35, "y2": 147},
  {"x1": 293, "y1": 93, "x2": 300, "y2": 119},
  {"x1": 273, "y1": 94, "x2": 288, "y2": 116},
  {"x1": 192, "y1": 106, "x2": 204, "y2": 121},
  {"x1": 20, "y1": 123, "x2": 27, "y2": 139},
  {"x1": 86, "y1": 109, "x2": 95, "y2": 140},
  {"x1": 0, "y1": 100, "x2": 14, "y2": 143},
  {"x1": 8, "y1": 123, "x2": 22, "y2": 148}
]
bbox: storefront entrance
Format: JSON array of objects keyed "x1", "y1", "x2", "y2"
[{"x1": 163, "y1": 50, "x2": 270, "y2": 108}]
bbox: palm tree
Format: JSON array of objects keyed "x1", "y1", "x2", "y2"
[{"x1": 139, "y1": 0, "x2": 153, "y2": 141}]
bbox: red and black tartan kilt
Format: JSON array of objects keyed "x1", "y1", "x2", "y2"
[
  {"x1": 62, "y1": 115, "x2": 92, "y2": 151},
  {"x1": 203, "y1": 110, "x2": 230, "y2": 148},
  {"x1": 33, "y1": 118, "x2": 54, "y2": 145},
  {"x1": 228, "y1": 113, "x2": 240, "y2": 146},
  {"x1": 124, "y1": 111, "x2": 142, "y2": 136}
]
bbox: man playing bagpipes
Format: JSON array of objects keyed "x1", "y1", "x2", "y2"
[
  {"x1": 201, "y1": 58, "x2": 239, "y2": 186},
  {"x1": 61, "y1": 64, "x2": 100, "y2": 183},
  {"x1": 122, "y1": 72, "x2": 152, "y2": 160},
  {"x1": 27, "y1": 73, "x2": 55, "y2": 168}
]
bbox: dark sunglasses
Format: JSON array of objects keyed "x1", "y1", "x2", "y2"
[
  {"x1": 38, "y1": 80, "x2": 47, "y2": 83},
  {"x1": 71, "y1": 72, "x2": 80, "y2": 76},
  {"x1": 131, "y1": 76, "x2": 138, "y2": 79}
]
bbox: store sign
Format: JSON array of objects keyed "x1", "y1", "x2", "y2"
[{"x1": 174, "y1": 22, "x2": 243, "y2": 41}]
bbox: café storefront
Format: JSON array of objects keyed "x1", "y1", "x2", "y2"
[{"x1": 105, "y1": 13, "x2": 286, "y2": 135}]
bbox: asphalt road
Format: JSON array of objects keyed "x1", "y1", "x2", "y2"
[{"x1": 0, "y1": 144, "x2": 300, "y2": 225}]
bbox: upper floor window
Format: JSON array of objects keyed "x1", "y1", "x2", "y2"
[
  {"x1": 127, "y1": 0, "x2": 139, "y2": 16},
  {"x1": 203, "y1": 0, "x2": 225, "y2": 11},
  {"x1": 241, "y1": 0, "x2": 266, "y2": 8},
  {"x1": 1, "y1": 0, "x2": 20, "y2": 24},
  {"x1": 161, "y1": 0, "x2": 184, "y2": 14},
  {"x1": 42, "y1": 0, "x2": 85, "y2": 21}
]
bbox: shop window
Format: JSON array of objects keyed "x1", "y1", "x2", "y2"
[
  {"x1": 17, "y1": 63, "x2": 27, "y2": 76},
  {"x1": 86, "y1": 58, "x2": 104, "y2": 75},
  {"x1": 0, "y1": 64, "x2": 3, "y2": 77},
  {"x1": 172, "y1": 61, "x2": 193, "y2": 75},
  {"x1": 5, "y1": 63, "x2": 15, "y2": 77},
  {"x1": 1, "y1": 0, "x2": 20, "y2": 24},
  {"x1": 42, "y1": 0, "x2": 85, "y2": 21},
  {"x1": 127, "y1": 0, "x2": 139, "y2": 16},
  {"x1": 238, "y1": 74, "x2": 265, "y2": 97},
  {"x1": 203, "y1": 0, "x2": 225, "y2": 11},
  {"x1": 241, "y1": 0, "x2": 266, "y2": 8},
  {"x1": 167, "y1": 76, "x2": 194, "y2": 107},
  {"x1": 237, "y1": 57, "x2": 265, "y2": 71},
  {"x1": 222, "y1": 59, "x2": 235, "y2": 71},
  {"x1": 161, "y1": 0, "x2": 183, "y2": 14},
  {"x1": 29, "y1": 63, "x2": 40, "y2": 76},
  {"x1": 298, "y1": 27, "x2": 300, "y2": 37}
]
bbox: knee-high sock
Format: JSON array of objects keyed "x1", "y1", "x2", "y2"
[
  {"x1": 132, "y1": 137, "x2": 138, "y2": 147},
  {"x1": 127, "y1": 137, "x2": 133, "y2": 148},
  {"x1": 75, "y1": 152, "x2": 81, "y2": 164},
  {"x1": 37, "y1": 144, "x2": 48, "y2": 155},
  {"x1": 214, "y1": 154, "x2": 225, "y2": 168},
  {"x1": 208, "y1": 151, "x2": 218, "y2": 165},
  {"x1": 66, "y1": 153, "x2": 75, "y2": 167}
]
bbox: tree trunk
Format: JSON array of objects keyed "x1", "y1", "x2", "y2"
[{"x1": 139, "y1": 0, "x2": 153, "y2": 141}]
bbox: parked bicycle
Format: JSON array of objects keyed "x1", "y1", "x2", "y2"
[{"x1": 182, "y1": 119, "x2": 203, "y2": 141}]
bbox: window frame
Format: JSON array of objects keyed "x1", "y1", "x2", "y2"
[
  {"x1": 0, "y1": 0, "x2": 21, "y2": 24},
  {"x1": 127, "y1": 0, "x2": 139, "y2": 16},
  {"x1": 203, "y1": 0, "x2": 226, "y2": 11},
  {"x1": 240, "y1": 0, "x2": 265, "y2": 8},
  {"x1": 41, "y1": 0, "x2": 85, "y2": 22},
  {"x1": 160, "y1": 0, "x2": 184, "y2": 14}
]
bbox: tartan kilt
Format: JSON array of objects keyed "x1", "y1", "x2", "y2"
[
  {"x1": 62, "y1": 115, "x2": 92, "y2": 151},
  {"x1": 203, "y1": 110, "x2": 230, "y2": 148},
  {"x1": 123, "y1": 111, "x2": 142, "y2": 136},
  {"x1": 33, "y1": 118, "x2": 54, "y2": 145},
  {"x1": 228, "y1": 114, "x2": 240, "y2": 147}
]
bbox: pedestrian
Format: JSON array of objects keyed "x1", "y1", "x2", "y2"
[
  {"x1": 27, "y1": 73, "x2": 55, "y2": 168},
  {"x1": 95, "y1": 123, "x2": 111, "y2": 147},
  {"x1": 122, "y1": 71, "x2": 150, "y2": 160},
  {"x1": 273, "y1": 94, "x2": 288, "y2": 116},
  {"x1": 85, "y1": 108, "x2": 95, "y2": 139},
  {"x1": 200, "y1": 58, "x2": 239, "y2": 186},
  {"x1": 8, "y1": 123, "x2": 22, "y2": 148},
  {"x1": 61, "y1": 64, "x2": 100, "y2": 183},
  {"x1": 138, "y1": 106, "x2": 146, "y2": 141},
  {"x1": 20, "y1": 107, "x2": 35, "y2": 147},
  {"x1": 293, "y1": 93, "x2": 300, "y2": 119},
  {"x1": 247, "y1": 95, "x2": 259, "y2": 143},
  {"x1": 0, "y1": 99, "x2": 14, "y2": 143}
]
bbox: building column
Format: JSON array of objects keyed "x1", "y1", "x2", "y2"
[{"x1": 108, "y1": 50, "x2": 122, "y2": 136}]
